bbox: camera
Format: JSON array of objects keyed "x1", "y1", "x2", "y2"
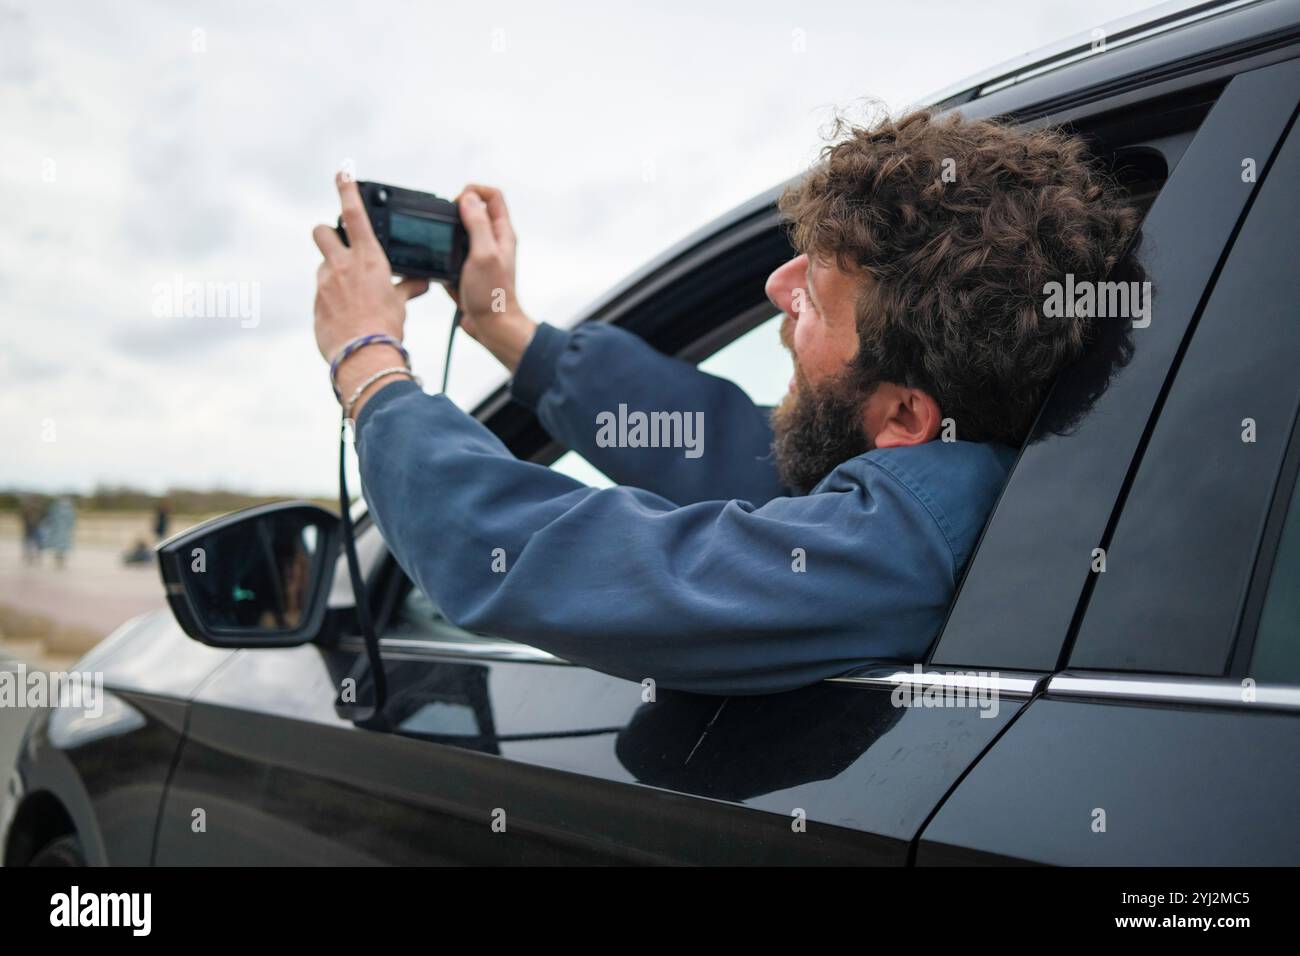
[{"x1": 335, "y1": 181, "x2": 468, "y2": 284}]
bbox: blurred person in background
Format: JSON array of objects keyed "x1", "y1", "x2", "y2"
[
  {"x1": 154, "y1": 499, "x2": 171, "y2": 543},
  {"x1": 41, "y1": 496, "x2": 76, "y2": 570},
  {"x1": 20, "y1": 495, "x2": 45, "y2": 565}
]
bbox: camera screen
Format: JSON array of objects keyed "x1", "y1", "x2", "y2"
[{"x1": 388, "y1": 211, "x2": 454, "y2": 274}]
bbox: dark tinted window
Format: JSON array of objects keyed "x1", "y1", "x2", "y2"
[
  {"x1": 1069, "y1": 106, "x2": 1300, "y2": 675},
  {"x1": 1252, "y1": 467, "x2": 1300, "y2": 684}
]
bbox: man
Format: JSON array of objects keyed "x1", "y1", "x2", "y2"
[
  {"x1": 20, "y1": 496, "x2": 44, "y2": 565},
  {"x1": 311, "y1": 108, "x2": 1137, "y2": 695}
]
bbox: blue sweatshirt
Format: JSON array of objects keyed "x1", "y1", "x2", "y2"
[{"x1": 355, "y1": 321, "x2": 1015, "y2": 695}]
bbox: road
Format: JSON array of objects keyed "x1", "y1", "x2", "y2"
[{"x1": 0, "y1": 540, "x2": 165, "y2": 659}]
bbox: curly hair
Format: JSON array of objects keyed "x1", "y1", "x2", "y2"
[{"x1": 778, "y1": 108, "x2": 1141, "y2": 447}]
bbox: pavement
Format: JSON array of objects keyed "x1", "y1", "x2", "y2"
[{"x1": 0, "y1": 541, "x2": 166, "y2": 659}]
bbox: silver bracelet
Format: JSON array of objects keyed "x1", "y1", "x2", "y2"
[{"x1": 342, "y1": 367, "x2": 419, "y2": 420}]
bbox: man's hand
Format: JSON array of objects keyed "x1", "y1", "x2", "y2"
[
  {"x1": 447, "y1": 184, "x2": 537, "y2": 373},
  {"x1": 312, "y1": 173, "x2": 429, "y2": 363}
]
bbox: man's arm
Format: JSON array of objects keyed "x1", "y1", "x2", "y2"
[
  {"x1": 311, "y1": 174, "x2": 787, "y2": 504},
  {"x1": 510, "y1": 321, "x2": 789, "y2": 506},
  {"x1": 356, "y1": 381, "x2": 959, "y2": 696}
]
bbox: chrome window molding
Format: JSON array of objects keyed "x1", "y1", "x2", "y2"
[
  {"x1": 1048, "y1": 671, "x2": 1300, "y2": 711},
  {"x1": 827, "y1": 666, "x2": 1046, "y2": 699},
  {"x1": 332, "y1": 642, "x2": 1049, "y2": 694},
  {"x1": 338, "y1": 635, "x2": 566, "y2": 665}
]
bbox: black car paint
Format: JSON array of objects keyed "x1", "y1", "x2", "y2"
[
  {"x1": 8, "y1": 615, "x2": 235, "y2": 866},
  {"x1": 148, "y1": 648, "x2": 1020, "y2": 864},
  {"x1": 918, "y1": 698, "x2": 1300, "y2": 866},
  {"x1": 6, "y1": 2, "x2": 1300, "y2": 866}
]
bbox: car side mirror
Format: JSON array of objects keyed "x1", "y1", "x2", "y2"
[{"x1": 156, "y1": 501, "x2": 341, "y2": 648}]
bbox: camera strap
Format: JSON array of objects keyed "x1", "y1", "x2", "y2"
[
  {"x1": 337, "y1": 423, "x2": 387, "y2": 729},
  {"x1": 336, "y1": 306, "x2": 463, "y2": 730},
  {"x1": 440, "y1": 305, "x2": 463, "y2": 393}
]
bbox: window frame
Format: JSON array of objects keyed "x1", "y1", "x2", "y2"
[{"x1": 1065, "y1": 84, "x2": 1300, "y2": 677}]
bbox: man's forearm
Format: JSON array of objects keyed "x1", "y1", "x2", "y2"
[
  {"x1": 467, "y1": 306, "x2": 537, "y2": 374},
  {"x1": 514, "y1": 322, "x2": 790, "y2": 506}
]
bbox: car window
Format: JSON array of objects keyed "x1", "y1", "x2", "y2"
[
  {"x1": 696, "y1": 313, "x2": 785, "y2": 406},
  {"x1": 389, "y1": 582, "x2": 520, "y2": 648},
  {"x1": 549, "y1": 313, "x2": 784, "y2": 488},
  {"x1": 393, "y1": 313, "x2": 786, "y2": 648},
  {"x1": 1067, "y1": 106, "x2": 1300, "y2": 676},
  {"x1": 549, "y1": 448, "x2": 614, "y2": 488},
  {"x1": 1251, "y1": 464, "x2": 1300, "y2": 684}
]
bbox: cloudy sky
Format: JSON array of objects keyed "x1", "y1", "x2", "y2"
[{"x1": 3, "y1": 0, "x2": 1159, "y2": 497}]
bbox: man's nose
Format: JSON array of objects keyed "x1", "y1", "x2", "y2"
[{"x1": 765, "y1": 254, "x2": 806, "y2": 314}]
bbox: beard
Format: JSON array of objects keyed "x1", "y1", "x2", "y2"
[{"x1": 771, "y1": 363, "x2": 872, "y2": 495}]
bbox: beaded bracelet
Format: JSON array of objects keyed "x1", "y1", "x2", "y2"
[
  {"x1": 329, "y1": 333, "x2": 410, "y2": 399},
  {"x1": 342, "y1": 367, "x2": 420, "y2": 420}
]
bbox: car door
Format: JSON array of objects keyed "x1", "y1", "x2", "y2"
[
  {"x1": 917, "y1": 62, "x2": 1300, "y2": 865},
  {"x1": 152, "y1": 54, "x2": 1296, "y2": 868}
]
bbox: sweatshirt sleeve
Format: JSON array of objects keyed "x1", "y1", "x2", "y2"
[
  {"x1": 510, "y1": 322, "x2": 789, "y2": 506},
  {"x1": 355, "y1": 380, "x2": 958, "y2": 696}
]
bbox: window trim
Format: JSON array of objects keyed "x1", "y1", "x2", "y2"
[
  {"x1": 1047, "y1": 671, "x2": 1300, "y2": 712},
  {"x1": 340, "y1": 634, "x2": 565, "y2": 665},
  {"x1": 829, "y1": 666, "x2": 1046, "y2": 700}
]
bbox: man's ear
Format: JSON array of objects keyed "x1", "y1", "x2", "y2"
[{"x1": 864, "y1": 383, "x2": 943, "y2": 448}]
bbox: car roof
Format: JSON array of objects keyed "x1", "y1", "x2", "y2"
[{"x1": 923, "y1": 0, "x2": 1267, "y2": 106}]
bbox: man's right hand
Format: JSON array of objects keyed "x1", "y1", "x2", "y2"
[{"x1": 446, "y1": 184, "x2": 537, "y2": 374}]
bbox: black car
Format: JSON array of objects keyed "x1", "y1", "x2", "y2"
[{"x1": 5, "y1": 0, "x2": 1300, "y2": 866}]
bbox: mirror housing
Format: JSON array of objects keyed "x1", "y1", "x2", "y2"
[{"x1": 156, "y1": 501, "x2": 341, "y2": 648}]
